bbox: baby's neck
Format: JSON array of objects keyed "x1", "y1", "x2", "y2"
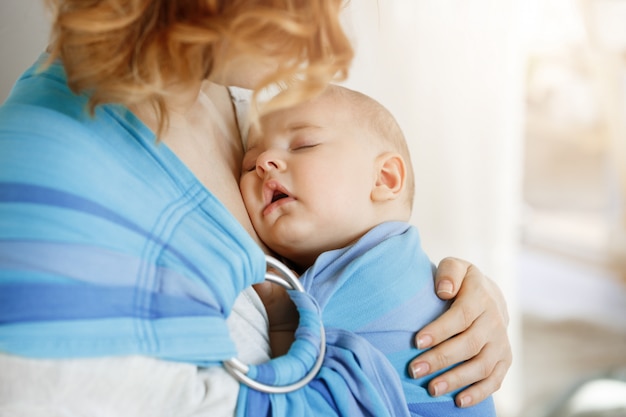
[{"x1": 275, "y1": 206, "x2": 412, "y2": 273}]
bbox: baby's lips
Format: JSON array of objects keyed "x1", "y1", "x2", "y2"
[{"x1": 262, "y1": 179, "x2": 290, "y2": 208}]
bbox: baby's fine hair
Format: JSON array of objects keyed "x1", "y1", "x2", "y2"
[{"x1": 43, "y1": 0, "x2": 353, "y2": 134}]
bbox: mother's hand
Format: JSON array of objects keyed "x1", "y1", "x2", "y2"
[{"x1": 409, "y1": 257, "x2": 512, "y2": 408}]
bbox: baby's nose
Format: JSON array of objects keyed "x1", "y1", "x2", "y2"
[{"x1": 256, "y1": 153, "x2": 282, "y2": 176}]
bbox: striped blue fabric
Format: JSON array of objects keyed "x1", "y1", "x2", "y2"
[{"x1": 0, "y1": 55, "x2": 266, "y2": 363}]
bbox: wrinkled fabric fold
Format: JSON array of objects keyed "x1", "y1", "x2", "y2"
[{"x1": 234, "y1": 222, "x2": 496, "y2": 416}]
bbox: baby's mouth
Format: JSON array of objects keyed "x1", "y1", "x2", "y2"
[
  {"x1": 262, "y1": 180, "x2": 293, "y2": 216},
  {"x1": 271, "y1": 191, "x2": 289, "y2": 203}
]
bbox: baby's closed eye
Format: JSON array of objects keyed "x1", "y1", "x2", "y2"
[{"x1": 290, "y1": 138, "x2": 320, "y2": 151}]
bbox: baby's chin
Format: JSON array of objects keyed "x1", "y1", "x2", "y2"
[
  {"x1": 273, "y1": 248, "x2": 315, "y2": 272},
  {"x1": 267, "y1": 242, "x2": 316, "y2": 273},
  {"x1": 262, "y1": 220, "x2": 327, "y2": 265}
]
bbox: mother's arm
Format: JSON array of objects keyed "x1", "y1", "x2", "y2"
[{"x1": 409, "y1": 257, "x2": 512, "y2": 408}]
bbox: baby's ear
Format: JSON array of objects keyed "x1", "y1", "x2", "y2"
[{"x1": 371, "y1": 152, "x2": 406, "y2": 202}]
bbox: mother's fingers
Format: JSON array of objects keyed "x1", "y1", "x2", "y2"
[
  {"x1": 411, "y1": 256, "x2": 512, "y2": 406},
  {"x1": 449, "y1": 355, "x2": 511, "y2": 407},
  {"x1": 410, "y1": 310, "x2": 512, "y2": 405},
  {"x1": 414, "y1": 271, "x2": 489, "y2": 351},
  {"x1": 433, "y1": 257, "x2": 472, "y2": 300},
  {"x1": 410, "y1": 310, "x2": 489, "y2": 378},
  {"x1": 427, "y1": 322, "x2": 511, "y2": 395}
]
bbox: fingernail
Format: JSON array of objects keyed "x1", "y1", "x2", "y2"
[
  {"x1": 459, "y1": 395, "x2": 472, "y2": 407},
  {"x1": 416, "y1": 334, "x2": 433, "y2": 349},
  {"x1": 410, "y1": 362, "x2": 429, "y2": 378},
  {"x1": 436, "y1": 280, "x2": 454, "y2": 296},
  {"x1": 433, "y1": 381, "x2": 448, "y2": 396}
]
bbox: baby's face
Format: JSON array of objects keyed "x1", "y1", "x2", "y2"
[{"x1": 239, "y1": 93, "x2": 380, "y2": 268}]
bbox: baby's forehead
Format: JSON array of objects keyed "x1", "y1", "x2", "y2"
[
  {"x1": 243, "y1": 89, "x2": 363, "y2": 150},
  {"x1": 243, "y1": 131, "x2": 262, "y2": 152}
]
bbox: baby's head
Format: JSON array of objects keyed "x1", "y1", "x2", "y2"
[{"x1": 240, "y1": 85, "x2": 415, "y2": 269}]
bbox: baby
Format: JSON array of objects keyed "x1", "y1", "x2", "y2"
[{"x1": 239, "y1": 85, "x2": 496, "y2": 416}]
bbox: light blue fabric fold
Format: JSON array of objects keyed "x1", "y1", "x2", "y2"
[{"x1": 235, "y1": 222, "x2": 496, "y2": 416}]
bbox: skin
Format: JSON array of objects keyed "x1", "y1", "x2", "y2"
[{"x1": 239, "y1": 90, "x2": 404, "y2": 270}]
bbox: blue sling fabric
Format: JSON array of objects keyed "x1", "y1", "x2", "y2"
[
  {"x1": 234, "y1": 288, "x2": 412, "y2": 417},
  {"x1": 0, "y1": 55, "x2": 267, "y2": 362},
  {"x1": 235, "y1": 222, "x2": 496, "y2": 416}
]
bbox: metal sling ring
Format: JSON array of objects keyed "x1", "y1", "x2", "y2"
[{"x1": 223, "y1": 255, "x2": 326, "y2": 394}]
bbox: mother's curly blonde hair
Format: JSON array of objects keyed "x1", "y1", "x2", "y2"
[{"x1": 44, "y1": 0, "x2": 354, "y2": 134}]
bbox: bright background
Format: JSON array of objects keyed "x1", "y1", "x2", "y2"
[{"x1": 2, "y1": 1, "x2": 625, "y2": 417}]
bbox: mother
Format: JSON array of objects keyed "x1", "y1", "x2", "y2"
[{"x1": 0, "y1": 0, "x2": 511, "y2": 415}]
